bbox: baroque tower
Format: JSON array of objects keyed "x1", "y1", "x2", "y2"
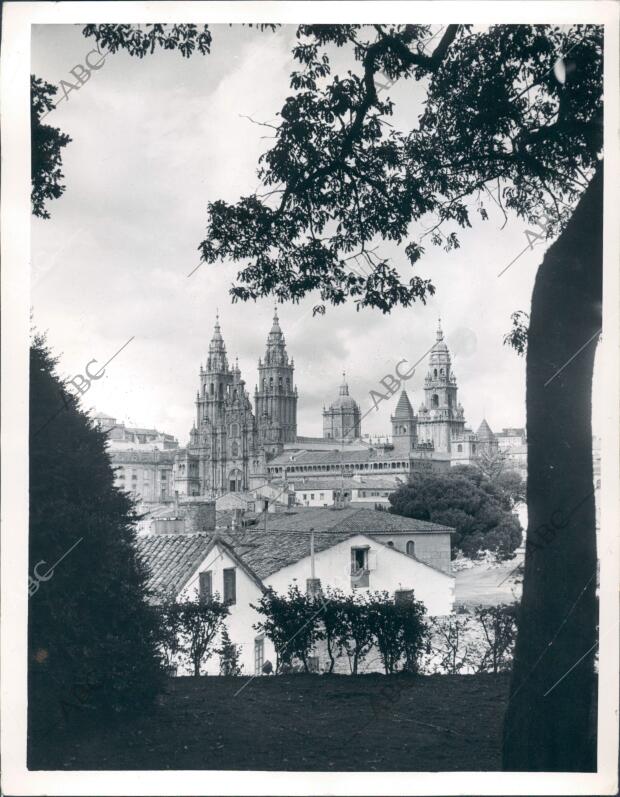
[
  {"x1": 175, "y1": 315, "x2": 258, "y2": 497},
  {"x1": 416, "y1": 320, "x2": 466, "y2": 452},
  {"x1": 254, "y1": 308, "x2": 298, "y2": 458}
]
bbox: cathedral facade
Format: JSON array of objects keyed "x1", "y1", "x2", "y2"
[
  {"x1": 174, "y1": 311, "x2": 297, "y2": 498},
  {"x1": 173, "y1": 313, "x2": 495, "y2": 499}
]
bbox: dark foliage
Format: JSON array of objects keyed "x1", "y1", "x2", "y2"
[
  {"x1": 216, "y1": 626, "x2": 243, "y2": 676},
  {"x1": 166, "y1": 596, "x2": 230, "y2": 676},
  {"x1": 389, "y1": 469, "x2": 522, "y2": 559},
  {"x1": 473, "y1": 603, "x2": 519, "y2": 674},
  {"x1": 31, "y1": 76, "x2": 72, "y2": 218},
  {"x1": 28, "y1": 336, "x2": 165, "y2": 741},
  {"x1": 252, "y1": 584, "x2": 324, "y2": 672}
]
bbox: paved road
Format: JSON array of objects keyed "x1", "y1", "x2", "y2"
[{"x1": 454, "y1": 554, "x2": 524, "y2": 607}]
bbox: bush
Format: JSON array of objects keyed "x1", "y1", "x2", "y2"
[
  {"x1": 167, "y1": 596, "x2": 229, "y2": 677},
  {"x1": 366, "y1": 591, "x2": 428, "y2": 674},
  {"x1": 217, "y1": 626, "x2": 243, "y2": 676},
  {"x1": 29, "y1": 336, "x2": 165, "y2": 736},
  {"x1": 472, "y1": 603, "x2": 519, "y2": 674},
  {"x1": 252, "y1": 584, "x2": 324, "y2": 672}
]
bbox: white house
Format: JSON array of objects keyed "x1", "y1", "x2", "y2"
[{"x1": 136, "y1": 507, "x2": 455, "y2": 676}]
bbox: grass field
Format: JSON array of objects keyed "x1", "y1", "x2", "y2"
[{"x1": 29, "y1": 672, "x2": 509, "y2": 771}]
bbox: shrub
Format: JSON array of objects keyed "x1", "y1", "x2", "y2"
[
  {"x1": 252, "y1": 584, "x2": 324, "y2": 672},
  {"x1": 217, "y1": 626, "x2": 243, "y2": 676},
  {"x1": 171, "y1": 595, "x2": 229, "y2": 676},
  {"x1": 472, "y1": 603, "x2": 519, "y2": 673}
]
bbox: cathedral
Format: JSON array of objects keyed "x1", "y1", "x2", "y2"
[{"x1": 173, "y1": 313, "x2": 495, "y2": 498}]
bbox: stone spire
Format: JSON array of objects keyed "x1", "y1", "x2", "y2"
[
  {"x1": 393, "y1": 389, "x2": 415, "y2": 419},
  {"x1": 339, "y1": 371, "x2": 350, "y2": 397},
  {"x1": 255, "y1": 308, "x2": 297, "y2": 450},
  {"x1": 206, "y1": 313, "x2": 229, "y2": 372}
]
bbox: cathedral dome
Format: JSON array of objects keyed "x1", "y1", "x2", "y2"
[{"x1": 329, "y1": 374, "x2": 359, "y2": 411}]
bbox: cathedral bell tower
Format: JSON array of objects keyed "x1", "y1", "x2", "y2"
[
  {"x1": 254, "y1": 308, "x2": 298, "y2": 458},
  {"x1": 417, "y1": 319, "x2": 465, "y2": 452}
]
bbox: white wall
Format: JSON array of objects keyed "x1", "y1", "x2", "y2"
[
  {"x1": 264, "y1": 533, "x2": 454, "y2": 616},
  {"x1": 174, "y1": 535, "x2": 454, "y2": 678},
  {"x1": 178, "y1": 545, "x2": 275, "y2": 676}
]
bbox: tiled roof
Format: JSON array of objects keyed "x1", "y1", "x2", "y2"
[
  {"x1": 136, "y1": 533, "x2": 214, "y2": 596},
  {"x1": 262, "y1": 506, "x2": 453, "y2": 535},
  {"x1": 136, "y1": 507, "x2": 454, "y2": 596}
]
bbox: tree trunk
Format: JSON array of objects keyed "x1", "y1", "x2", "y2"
[{"x1": 503, "y1": 164, "x2": 603, "y2": 771}]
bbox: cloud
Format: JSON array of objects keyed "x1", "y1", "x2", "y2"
[{"x1": 31, "y1": 24, "x2": 558, "y2": 445}]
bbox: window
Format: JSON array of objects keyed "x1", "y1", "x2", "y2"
[
  {"x1": 431, "y1": 394, "x2": 439, "y2": 408},
  {"x1": 232, "y1": 441, "x2": 239, "y2": 457},
  {"x1": 457, "y1": 444, "x2": 463, "y2": 452},
  {"x1": 223, "y1": 568, "x2": 236, "y2": 604},
  {"x1": 351, "y1": 547, "x2": 369, "y2": 588},
  {"x1": 406, "y1": 540, "x2": 416, "y2": 557},
  {"x1": 387, "y1": 541, "x2": 394, "y2": 547},
  {"x1": 199, "y1": 571, "x2": 212, "y2": 603},
  {"x1": 319, "y1": 493, "x2": 324, "y2": 500},
  {"x1": 351, "y1": 547, "x2": 368, "y2": 572},
  {"x1": 310, "y1": 493, "x2": 315, "y2": 500},
  {"x1": 254, "y1": 637, "x2": 264, "y2": 674}
]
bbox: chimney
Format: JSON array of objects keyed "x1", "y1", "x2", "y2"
[{"x1": 306, "y1": 578, "x2": 322, "y2": 598}]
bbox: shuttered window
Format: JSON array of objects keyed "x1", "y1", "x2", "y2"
[
  {"x1": 223, "y1": 568, "x2": 236, "y2": 604},
  {"x1": 199, "y1": 571, "x2": 212, "y2": 603}
]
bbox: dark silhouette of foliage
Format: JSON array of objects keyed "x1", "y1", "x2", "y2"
[
  {"x1": 216, "y1": 626, "x2": 243, "y2": 676},
  {"x1": 28, "y1": 335, "x2": 165, "y2": 744},
  {"x1": 389, "y1": 470, "x2": 522, "y2": 559},
  {"x1": 252, "y1": 584, "x2": 324, "y2": 672},
  {"x1": 31, "y1": 76, "x2": 72, "y2": 218},
  {"x1": 169, "y1": 595, "x2": 229, "y2": 677},
  {"x1": 473, "y1": 604, "x2": 519, "y2": 674},
  {"x1": 504, "y1": 311, "x2": 529, "y2": 356},
  {"x1": 319, "y1": 587, "x2": 348, "y2": 673},
  {"x1": 336, "y1": 592, "x2": 376, "y2": 674}
]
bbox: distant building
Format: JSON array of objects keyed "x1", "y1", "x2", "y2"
[
  {"x1": 137, "y1": 506, "x2": 455, "y2": 675},
  {"x1": 496, "y1": 427, "x2": 528, "y2": 482},
  {"x1": 93, "y1": 413, "x2": 179, "y2": 504}
]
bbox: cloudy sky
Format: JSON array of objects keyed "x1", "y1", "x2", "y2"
[{"x1": 31, "y1": 24, "x2": 603, "y2": 443}]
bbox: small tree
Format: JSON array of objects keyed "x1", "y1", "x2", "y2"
[
  {"x1": 398, "y1": 596, "x2": 429, "y2": 674},
  {"x1": 473, "y1": 603, "x2": 519, "y2": 674},
  {"x1": 217, "y1": 626, "x2": 243, "y2": 676},
  {"x1": 319, "y1": 587, "x2": 347, "y2": 673},
  {"x1": 252, "y1": 585, "x2": 323, "y2": 673},
  {"x1": 337, "y1": 594, "x2": 375, "y2": 675},
  {"x1": 158, "y1": 596, "x2": 182, "y2": 674},
  {"x1": 428, "y1": 615, "x2": 475, "y2": 675},
  {"x1": 366, "y1": 591, "x2": 404, "y2": 674},
  {"x1": 173, "y1": 595, "x2": 229, "y2": 677}
]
